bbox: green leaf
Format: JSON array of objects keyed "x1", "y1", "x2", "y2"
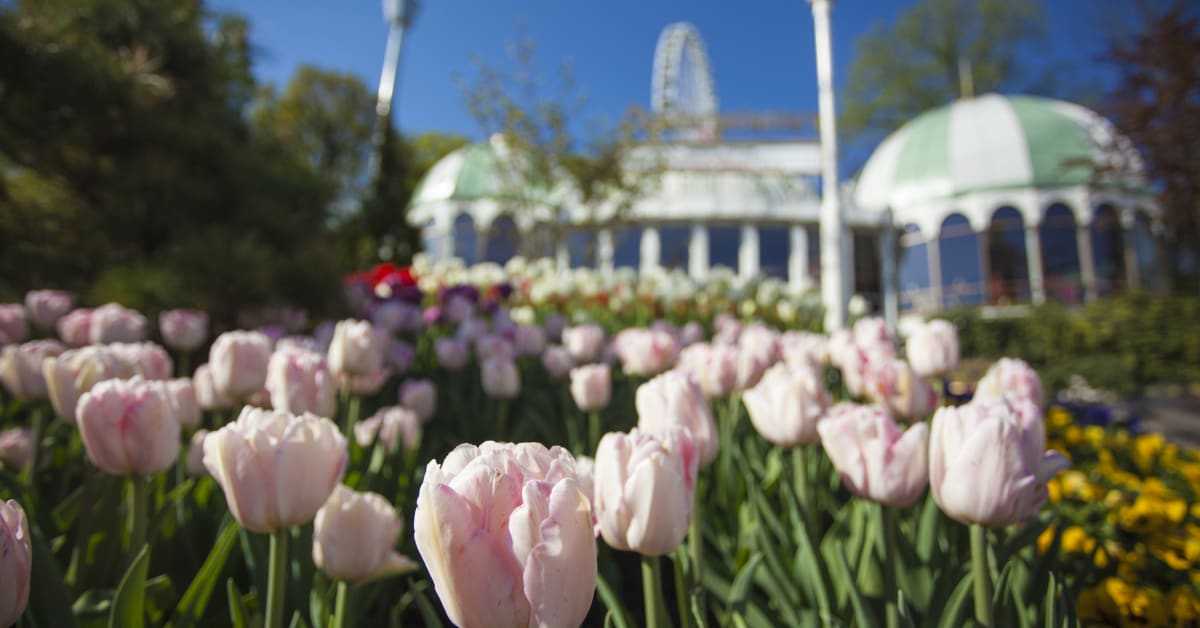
[
  {"x1": 409, "y1": 579, "x2": 445, "y2": 628},
  {"x1": 596, "y1": 572, "x2": 633, "y2": 628},
  {"x1": 170, "y1": 519, "x2": 239, "y2": 628},
  {"x1": 28, "y1": 521, "x2": 80, "y2": 628},
  {"x1": 916, "y1": 494, "x2": 940, "y2": 563},
  {"x1": 109, "y1": 544, "x2": 150, "y2": 628},
  {"x1": 834, "y1": 543, "x2": 878, "y2": 628},
  {"x1": 288, "y1": 610, "x2": 308, "y2": 628},
  {"x1": 728, "y1": 553, "x2": 764, "y2": 607},
  {"x1": 226, "y1": 579, "x2": 248, "y2": 628},
  {"x1": 1043, "y1": 572, "x2": 1057, "y2": 628},
  {"x1": 935, "y1": 571, "x2": 974, "y2": 628}
]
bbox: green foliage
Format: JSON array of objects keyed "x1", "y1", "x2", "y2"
[{"x1": 942, "y1": 292, "x2": 1200, "y2": 396}]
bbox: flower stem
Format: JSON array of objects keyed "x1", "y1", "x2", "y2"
[
  {"x1": 588, "y1": 410, "x2": 601, "y2": 453},
  {"x1": 343, "y1": 395, "x2": 362, "y2": 435},
  {"x1": 673, "y1": 552, "x2": 693, "y2": 628},
  {"x1": 496, "y1": 400, "x2": 510, "y2": 439},
  {"x1": 21, "y1": 406, "x2": 44, "y2": 487},
  {"x1": 642, "y1": 554, "x2": 667, "y2": 628},
  {"x1": 970, "y1": 524, "x2": 994, "y2": 627},
  {"x1": 128, "y1": 475, "x2": 148, "y2": 556},
  {"x1": 331, "y1": 580, "x2": 349, "y2": 628},
  {"x1": 689, "y1": 481, "x2": 704, "y2": 623},
  {"x1": 880, "y1": 505, "x2": 900, "y2": 628},
  {"x1": 265, "y1": 529, "x2": 290, "y2": 628}
]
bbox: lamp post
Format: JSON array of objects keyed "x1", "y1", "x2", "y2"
[
  {"x1": 808, "y1": 0, "x2": 847, "y2": 331},
  {"x1": 368, "y1": 0, "x2": 418, "y2": 185}
]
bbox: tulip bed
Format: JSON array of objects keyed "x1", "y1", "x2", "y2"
[{"x1": 0, "y1": 257, "x2": 1190, "y2": 628}]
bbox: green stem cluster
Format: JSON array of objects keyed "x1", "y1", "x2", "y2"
[
  {"x1": 970, "y1": 524, "x2": 994, "y2": 627},
  {"x1": 265, "y1": 529, "x2": 290, "y2": 628}
]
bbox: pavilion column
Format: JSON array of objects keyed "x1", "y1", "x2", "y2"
[
  {"x1": 927, "y1": 231, "x2": 943, "y2": 311},
  {"x1": 597, "y1": 229, "x2": 614, "y2": 273},
  {"x1": 1123, "y1": 223, "x2": 1140, "y2": 290},
  {"x1": 555, "y1": 238, "x2": 569, "y2": 271},
  {"x1": 842, "y1": 227, "x2": 855, "y2": 306},
  {"x1": 739, "y1": 225, "x2": 760, "y2": 280},
  {"x1": 1077, "y1": 224, "x2": 1098, "y2": 303},
  {"x1": 689, "y1": 224, "x2": 710, "y2": 280},
  {"x1": 789, "y1": 225, "x2": 812, "y2": 291},
  {"x1": 641, "y1": 227, "x2": 661, "y2": 272},
  {"x1": 1025, "y1": 225, "x2": 1046, "y2": 304},
  {"x1": 879, "y1": 221, "x2": 898, "y2": 330},
  {"x1": 809, "y1": 0, "x2": 847, "y2": 330}
]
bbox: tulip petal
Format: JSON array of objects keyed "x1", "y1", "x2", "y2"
[
  {"x1": 523, "y1": 479, "x2": 597, "y2": 628},
  {"x1": 623, "y1": 452, "x2": 690, "y2": 556}
]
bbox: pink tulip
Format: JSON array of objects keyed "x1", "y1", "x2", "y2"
[
  {"x1": 337, "y1": 368, "x2": 391, "y2": 396},
  {"x1": 109, "y1": 342, "x2": 173, "y2": 380},
  {"x1": 543, "y1": 313, "x2": 566, "y2": 342},
  {"x1": 161, "y1": 378, "x2": 202, "y2": 429},
  {"x1": 24, "y1": 290, "x2": 72, "y2": 330},
  {"x1": 474, "y1": 333, "x2": 515, "y2": 363},
  {"x1": 414, "y1": 442, "x2": 596, "y2": 628},
  {"x1": 0, "y1": 340, "x2": 65, "y2": 400},
  {"x1": 743, "y1": 363, "x2": 831, "y2": 447},
  {"x1": 203, "y1": 407, "x2": 347, "y2": 533},
  {"x1": 57, "y1": 308, "x2": 93, "y2": 347},
  {"x1": 905, "y1": 319, "x2": 959, "y2": 378},
  {"x1": 193, "y1": 363, "x2": 234, "y2": 411},
  {"x1": 399, "y1": 379, "x2": 436, "y2": 423},
  {"x1": 0, "y1": 500, "x2": 32, "y2": 627},
  {"x1": 541, "y1": 345, "x2": 574, "y2": 379},
  {"x1": 613, "y1": 328, "x2": 679, "y2": 377},
  {"x1": 929, "y1": 398, "x2": 1069, "y2": 526},
  {"x1": 593, "y1": 428, "x2": 697, "y2": 555},
  {"x1": 354, "y1": 406, "x2": 421, "y2": 453},
  {"x1": 570, "y1": 364, "x2": 611, "y2": 411},
  {"x1": 314, "y1": 485, "x2": 416, "y2": 582},
  {"x1": 0, "y1": 305, "x2": 28, "y2": 346},
  {"x1": 514, "y1": 324, "x2": 547, "y2": 356},
  {"x1": 76, "y1": 377, "x2": 180, "y2": 476},
  {"x1": 0, "y1": 429, "x2": 33, "y2": 472},
  {"x1": 186, "y1": 430, "x2": 209, "y2": 476},
  {"x1": 818, "y1": 404, "x2": 929, "y2": 507},
  {"x1": 676, "y1": 343, "x2": 738, "y2": 399},
  {"x1": 712, "y1": 313, "x2": 742, "y2": 345},
  {"x1": 735, "y1": 324, "x2": 780, "y2": 390},
  {"x1": 328, "y1": 320, "x2": 386, "y2": 379},
  {"x1": 89, "y1": 303, "x2": 148, "y2": 344},
  {"x1": 865, "y1": 358, "x2": 938, "y2": 420},
  {"x1": 973, "y1": 358, "x2": 1043, "y2": 411},
  {"x1": 209, "y1": 331, "x2": 272, "y2": 401},
  {"x1": 780, "y1": 331, "x2": 829, "y2": 372},
  {"x1": 43, "y1": 346, "x2": 132, "y2": 422},
  {"x1": 159, "y1": 309, "x2": 209, "y2": 352},
  {"x1": 435, "y1": 337, "x2": 470, "y2": 371},
  {"x1": 562, "y1": 324, "x2": 605, "y2": 364},
  {"x1": 680, "y1": 321, "x2": 705, "y2": 347},
  {"x1": 481, "y1": 357, "x2": 520, "y2": 399},
  {"x1": 852, "y1": 316, "x2": 895, "y2": 355},
  {"x1": 266, "y1": 346, "x2": 336, "y2": 418},
  {"x1": 636, "y1": 370, "x2": 718, "y2": 465}
]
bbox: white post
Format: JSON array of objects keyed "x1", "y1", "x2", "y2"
[
  {"x1": 1122, "y1": 221, "x2": 1140, "y2": 291},
  {"x1": 1077, "y1": 224, "x2": 1098, "y2": 302},
  {"x1": 927, "y1": 231, "x2": 943, "y2": 311},
  {"x1": 689, "y1": 225, "x2": 710, "y2": 280},
  {"x1": 789, "y1": 225, "x2": 812, "y2": 291},
  {"x1": 641, "y1": 227, "x2": 661, "y2": 272},
  {"x1": 598, "y1": 229, "x2": 614, "y2": 273},
  {"x1": 880, "y1": 222, "x2": 898, "y2": 330},
  {"x1": 1025, "y1": 225, "x2": 1046, "y2": 304},
  {"x1": 809, "y1": 0, "x2": 847, "y2": 330},
  {"x1": 739, "y1": 225, "x2": 760, "y2": 280},
  {"x1": 843, "y1": 227, "x2": 855, "y2": 306}
]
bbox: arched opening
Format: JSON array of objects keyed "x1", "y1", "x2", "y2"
[
  {"x1": 938, "y1": 213, "x2": 984, "y2": 307},
  {"x1": 1132, "y1": 211, "x2": 1158, "y2": 291},
  {"x1": 1039, "y1": 204, "x2": 1082, "y2": 304},
  {"x1": 453, "y1": 214, "x2": 478, "y2": 265},
  {"x1": 986, "y1": 206, "x2": 1030, "y2": 305},
  {"x1": 898, "y1": 224, "x2": 932, "y2": 311},
  {"x1": 483, "y1": 215, "x2": 519, "y2": 264},
  {"x1": 659, "y1": 224, "x2": 690, "y2": 270},
  {"x1": 806, "y1": 224, "x2": 821, "y2": 289},
  {"x1": 613, "y1": 226, "x2": 642, "y2": 269},
  {"x1": 708, "y1": 225, "x2": 740, "y2": 270},
  {"x1": 1090, "y1": 204, "x2": 1125, "y2": 297},
  {"x1": 568, "y1": 229, "x2": 596, "y2": 268},
  {"x1": 854, "y1": 231, "x2": 882, "y2": 311},
  {"x1": 758, "y1": 225, "x2": 789, "y2": 280}
]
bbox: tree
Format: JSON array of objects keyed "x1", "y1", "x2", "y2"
[
  {"x1": 1103, "y1": 3, "x2": 1200, "y2": 291},
  {"x1": 841, "y1": 0, "x2": 1045, "y2": 141}
]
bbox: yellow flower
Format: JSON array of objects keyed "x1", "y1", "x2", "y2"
[
  {"x1": 1061, "y1": 526, "x2": 1097, "y2": 555},
  {"x1": 1169, "y1": 586, "x2": 1200, "y2": 624},
  {"x1": 1150, "y1": 536, "x2": 1193, "y2": 571},
  {"x1": 1047, "y1": 478, "x2": 1062, "y2": 503},
  {"x1": 1134, "y1": 433, "x2": 1167, "y2": 472},
  {"x1": 1084, "y1": 425, "x2": 1107, "y2": 449},
  {"x1": 1047, "y1": 406, "x2": 1073, "y2": 432},
  {"x1": 1038, "y1": 525, "x2": 1056, "y2": 555},
  {"x1": 1065, "y1": 425, "x2": 1085, "y2": 447},
  {"x1": 1060, "y1": 470, "x2": 1099, "y2": 501},
  {"x1": 1120, "y1": 495, "x2": 1189, "y2": 533}
]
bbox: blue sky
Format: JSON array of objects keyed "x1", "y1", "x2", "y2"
[{"x1": 209, "y1": 1, "x2": 1130, "y2": 166}]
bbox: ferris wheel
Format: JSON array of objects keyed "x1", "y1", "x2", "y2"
[{"x1": 651, "y1": 22, "x2": 719, "y2": 141}]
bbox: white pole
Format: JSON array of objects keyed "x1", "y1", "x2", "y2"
[{"x1": 809, "y1": 0, "x2": 847, "y2": 330}]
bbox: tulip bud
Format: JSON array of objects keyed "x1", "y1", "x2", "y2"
[
  {"x1": 24, "y1": 290, "x2": 72, "y2": 330},
  {"x1": 209, "y1": 331, "x2": 272, "y2": 401},
  {"x1": 314, "y1": 485, "x2": 417, "y2": 582},
  {"x1": 89, "y1": 303, "x2": 148, "y2": 344},
  {"x1": 193, "y1": 363, "x2": 234, "y2": 411},
  {"x1": 818, "y1": 404, "x2": 929, "y2": 507},
  {"x1": 337, "y1": 368, "x2": 391, "y2": 396},
  {"x1": 266, "y1": 347, "x2": 336, "y2": 418},
  {"x1": 676, "y1": 343, "x2": 738, "y2": 398},
  {"x1": 355, "y1": 406, "x2": 421, "y2": 453},
  {"x1": 0, "y1": 305, "x2": 28, "y2": 346},
  {"x1": 160, "y1": 378, "x2": 202, "y2": 429},
  {"x1": 43, "y1": 346, "x2": 131, "y2": 422},
  {"x1": 735, "y1": 324, "x2": 780, "y2": 391},
  {"x1": 780, "y1": 331, "x2": 829, "y2": 372},
  {"x1": 713, "y1": 313, "x2": 742, "y2": 345},
  {"x1": 186, "y1": 430, "x2": 209, "y2": 476},
  {"x1": 865, "y1": 358, "x2": 938, "y2": 420},
  {"x1": 636, "y1": 371, "x2": 718, "y2": 465},
  {"x1": 570, "y1": 364, "x2": 611, "y2": 412},
  {"x1": 853, "y1": 317, "x2": 895, "y2": 354},
  {"x1": 905, "y1": 319, "x2": 959, "y2": 378},
  {"x1": 481, "y1": 357, "x2": 520, "y2": 399},
  {"x1": 0, "y1": 500, "x2": 32, "y2": 627},
  {"x1": 109, "y1": 342, "x2": 173, "y2": 380},
  {"x1": 414, "y1": 441, "x2": 596, "y2": 628},
  {"x1": 434, "y1": 337, "x2": 470, "y2": 371},
  {"x1": 57, "y1": 308, "x2": 93, "y2": 347},
  {"x1": 399, "y1": 379, "x2": 436, "y2": 423},
  {"x1": 743, "y1": 363, "x2": 830, "y2": 447},
  {"x1": 680, "y1": 321, "x2": 705, "y2": 347},
  {"x1": 203, "y1": 407, "x2": 347, "y2": 533},
  {"x1": 514, "y1": 324, "x2": 546, "y2": 356},
  {"x1": 543, "y1": 313, "x2": 566, "y2": 342},
  {"x1": 0, "y1": 340, "x2": 65, "y2": 400},
  {"x1": 328, "y1": 320, "x2": 386, "y2": 379},
  {"x1": 76, "y1": 377, "x2": 180, "y2": 476},
  {"x1": 594, "y1": 428, "x2": 697, "y2": 555},
  {"x1": 562, "y1": 324, "x2": 605, "y2": 364},
  {"x1": 929, "y1": 398, "x2": 1069, "y2": 527},
  {"x1": 614, "y1": 328, "x2": 679, "y2": 377},
  {"x1": 159, "y1": 309, "x2": 209, "y2": 352},
  {"x1": 474, "y1": 333, "x2": 515, "y2": 363},
  {"x1": 0, "y1": 429, "x2": 33, "y2": 472},
  {"x1": 974, "y1": 358, "x2": 1043, "y2": 411},
  {"x1": 541, "y1": 345, "x2": 573, "y2": 380}
]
